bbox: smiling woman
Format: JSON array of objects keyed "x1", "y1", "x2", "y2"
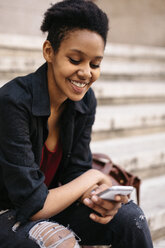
[{"x1": 0, "y1": 0, "x2": 153, "y2": 247}]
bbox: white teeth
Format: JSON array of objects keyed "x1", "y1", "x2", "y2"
[{"x1": 70, "y1": 80, "x2": 86, "y2": 88}]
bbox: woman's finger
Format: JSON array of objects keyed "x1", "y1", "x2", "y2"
[
  {"x1": 119, "y1": 195, "x2": 129, "y2": 204},
  {"x1": 91, "y1": 194, "x2": 122, "y2": 211},
  {"x1": 83, "y1": 197, "x2": 121, "y2": 217},
  {"x1": 83, "y1": 198, "x2": 108, "y2": 216},
  {"x1": 89, "y1": 213, "x2": 114, "y2": 224},
  {"x1": 90, "y1": 184, "x2": 109, "y2": 196}
]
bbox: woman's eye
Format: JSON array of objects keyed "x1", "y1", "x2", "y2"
[
  {"x1": 69, "y1": 57, "x2": 100, "y2": 69},
  {"x1": 69, "y1": 58, "x2": 80, "y2": 65},
  {"x1": 90, "y1": 63, "x2": 100, "y2": 69}
]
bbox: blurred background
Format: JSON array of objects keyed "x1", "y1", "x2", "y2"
[{"x1": 0, "y1": 0, "x2": 165, "y2": 247}]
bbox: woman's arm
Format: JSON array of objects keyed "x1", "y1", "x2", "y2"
[
  {"x1": 31, "y1": 169, "x2": 110, "y2": 220},
  {"x1": 0, "y1": 84, "x2": 49, "y2": 224}
]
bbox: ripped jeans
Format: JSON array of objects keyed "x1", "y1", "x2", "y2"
[
  {"x1": 0, "y1": 210, "x2": 80, "y2": 248},
  {"x1": 0, "y1": 201, "x2": 153, "y2": 248}
]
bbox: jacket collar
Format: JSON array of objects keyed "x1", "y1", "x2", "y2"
[
  {"x1": 31, "y1": 63, "x2": 90, "y2": 116},
  {"x1": 73, "y1": 99, "x2": 89, "y2": 114},
  {"x1": 32, "y1": 63, "x2": 50, "y2": 116}
]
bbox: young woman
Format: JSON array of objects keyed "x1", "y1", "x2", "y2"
[{"x1": 0, "y1": 0, "x2": 153, "y2": 247}]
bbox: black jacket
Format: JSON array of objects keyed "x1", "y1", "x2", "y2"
[{"x1": 0, "y1": 63, "x2": 96, "y2": 224}]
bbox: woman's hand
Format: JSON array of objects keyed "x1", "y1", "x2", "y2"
[
  {"x1": 83, "y1": 184, "x2": 128, "y2": 224},
  {"x1": 79, "y1": 171, "x2": 112, "y2": 203}
]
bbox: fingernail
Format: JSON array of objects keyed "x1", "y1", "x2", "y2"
[
  {"x1": 115, "y1": 195, "x2": 121, "y2": 201},
  {"x1": 83, "y1": 198, "x2": 92, "y2": 205},
  {"x1": 90, "y1": 213, "x2": 95, "y2": 220},
  {"x1": 92, "y1": 195, "x2": 98, "y2": 202}
]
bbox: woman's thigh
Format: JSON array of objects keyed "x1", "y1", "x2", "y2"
[
  {"x1": 28, "y1": 220, "x2": 79, "y2": 248},
  {"x1": 0, "y1": 209, "x2": 79, "y2": 248},
  {"x1": 0, "y1": 209, "x2": 39, "y2": 248}
]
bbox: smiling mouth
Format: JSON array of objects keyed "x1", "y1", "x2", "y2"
[{"x1": 69, "y1": 79, "x2": 89, "y2": 88}]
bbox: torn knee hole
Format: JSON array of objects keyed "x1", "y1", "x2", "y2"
[{"x1": 29, "y1": 221, "x2": 79, "y2": 248}]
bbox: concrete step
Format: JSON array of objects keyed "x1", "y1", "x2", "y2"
[
  {"x1": 154, "y1": 238, "x2": 165, "y2": 248},
  {"x1": 105, "y1": 43, "x2": 165, "y2": 61},
  {"x1": 101, "y1": 43, "x2": 165, "y2": 81},
  {"x1": 100, "y1": 60, "x2": 165, "y2": 81},
  {"x1": 1, "y1": 34, "x2": 165, "y2": 83},
  {"x1": 130, "y1": 175, "x2": 165, "y2": 243},
  {"x1": 140, "y1": 175, "x2": 165, "y2": 242},
  {"x1": 0, "y1": 33, "x2": 44, "y2": 50},
  {"x1": 91, "y1": 133, "x2": 165, "y2": 179},
  {"x1": 92, "y1": 81, "x2": 165, "y2": 105},
  {"x1": 2, "y1": 50, "x2": 164, "y2": 80},
  {"x1": 0, "y1": 33, "x2": 44, "y2": 83},
  {"x1": 92, "y1": 103, "x2": 165, "y2": 140}
]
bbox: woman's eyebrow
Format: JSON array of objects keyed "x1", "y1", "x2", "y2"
[{"x1": 70, "y1": 49, "x2": 103, "y2": 59}]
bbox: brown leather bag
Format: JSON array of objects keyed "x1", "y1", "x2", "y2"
[{"x1": 92, "y1": 153, "x2": 141, "y2": 205}]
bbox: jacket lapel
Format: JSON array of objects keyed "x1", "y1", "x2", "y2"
[
  {"x1": 60, "y1": 100, "x2": 76, "y2": 159},
  {"x1": 60, "y1": 99, "x2": 89, "y2": 162}
]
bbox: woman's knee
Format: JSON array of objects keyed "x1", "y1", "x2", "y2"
[
  {"x1": 29, "y1": 221, "x2": 80, "y2": 248},
  {"x1": 114, "y1": 201, "x2": 148, "y2": 232}
]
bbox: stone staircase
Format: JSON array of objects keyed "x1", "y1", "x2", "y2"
[
  {"x1": 1, "y1": 33, "x2": 165, "y2": 246},
  {"x1": 91, "y1": 43, "x2": 165, "y2": 245},
  {"x1": 91, "y1": 43, "x2": 165, "y2": 179},
  {"x1": 0, "y1": 33, "x2": 45, "y2": 86}
]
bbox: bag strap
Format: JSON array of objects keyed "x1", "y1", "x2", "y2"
[
  {"x1": 92, "y1": 153, "x2": 112, "y2": 163},
  {"x1": 92, "y1": 153, "x2": 114, "y2": 174}
]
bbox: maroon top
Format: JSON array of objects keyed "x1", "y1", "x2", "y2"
[{"x1": 40, "y1": 141, "x2": 62, "y2": 187}]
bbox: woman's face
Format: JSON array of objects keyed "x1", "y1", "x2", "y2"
[{"x1": 45, "y1": 29, "x2": 105, "y2": 102}]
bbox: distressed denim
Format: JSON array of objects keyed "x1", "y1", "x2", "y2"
[
  {"x1": 0, "y1": 209, "x2": 39, "y2": 247},
  {"x1": 29, "y1": 221, "x2": 80, "y2": 248},
  {"x1": 0, "y1": 201, "x2": 153, "y2": 248},
  {"x1": 0, "y1": 210, "x2": 80, "y2": 248}
]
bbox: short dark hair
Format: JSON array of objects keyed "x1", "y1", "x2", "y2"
[{"x1": 41, "y1": 0, "x2": 109, "y2": 53}]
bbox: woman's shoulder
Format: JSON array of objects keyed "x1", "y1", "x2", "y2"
[
  {"x1": 0, "y1": 64, "x2": 47, "y2": 106},
  {"x1": 0, "y1": 73, "x2": 33, "y2": 105}
]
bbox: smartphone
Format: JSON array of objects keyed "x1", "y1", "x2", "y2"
[{"x1": 97, "y1": 185, "x2": 134, "y2": 201}]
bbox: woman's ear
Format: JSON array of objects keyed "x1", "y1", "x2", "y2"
[{"x1": 43, "y1": 40, "x2": 54, "y2": 62}]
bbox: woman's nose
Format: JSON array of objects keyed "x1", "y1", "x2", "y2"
[{"x1": 77, "y1": 65, "x2": 92, "y2": 80}]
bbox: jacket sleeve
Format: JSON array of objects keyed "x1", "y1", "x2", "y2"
[
  {"x1": 0, "y1": 88, "x2": 48, "y2": 224},
  {"x1": 61, "y1": 89, "x2": 97, "y2": 184}
]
